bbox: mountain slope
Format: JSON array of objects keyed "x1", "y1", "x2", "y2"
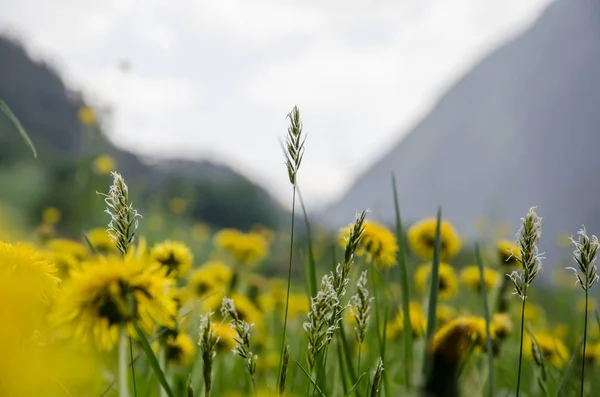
[{"x1": 325, "y1": 0, "x2": 600, "y2": 264}]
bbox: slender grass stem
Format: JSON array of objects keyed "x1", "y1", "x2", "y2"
[
  {"x1": 516, "y1": 290, "x2": 527, "y2": 397},
  {"x1": 278, "y1": 184, "x2": 297, "y2": 392},
  {"x1": 129, "y1": 338, "x2": 137, "y2": 397},
  {"x1": 159, "y1": 345, "x2": 167, "y2": 397},
  {"x1": 357, "y1": 345, "x2": 362, "y2": 383},
  {"x1": 119, "y1": 328, "x2": 130, "y2": 397},
  {"x1": 581, "y1": 288, "x2": 589, "y2": 397}
]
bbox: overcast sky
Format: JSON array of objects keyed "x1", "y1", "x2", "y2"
[{"x1": 1, "y1": 0, "x2": 551, "y2": 209}]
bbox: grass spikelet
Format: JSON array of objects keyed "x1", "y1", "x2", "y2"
[
  {"x1": 278, "y1": 344, "x2": 290, "y2": 396},
  {"x1": 369, "y1": 359, "x2": 384, "y2": 397},
  {"x1": 198, "y1": 313, "x2": 219, "y2": 397}
]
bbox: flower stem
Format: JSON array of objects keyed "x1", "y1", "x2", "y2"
[
  {"x1": 159, "y1": 345, "x2": 167, "y2": 397},
  {"x1": 516, "y1": 290, "x2": 527, "y2": 397},
  {"x1": 119, "y1": 328, "x2": 130, "y2": 397},
  {"x1": 581, "y1": 288, "x2": 589, "y2": 397},
  {"x1": 277, "y1": 184, "x2": 297, "y2": 393}
]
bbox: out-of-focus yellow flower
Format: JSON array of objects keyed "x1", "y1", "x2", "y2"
[
  {"x1": 459, "y1": 265, "x2": 500, "y2": 293},
  {"x1": 496, "y1": 239, "x2": 521, "y2": 267},
  {"x1": 251, "y1": 224, "x2": 276, "y2": 244},
  {"x1": 35, "y1": 223, "x2": 55, "y2": 243},
  {"x1": 524, "y1": 332, "x2": 569, "y2": 368},
  {"x1": 192, "y1": 223, "x2": 210, "y2": 243},
  {"x1": 415, "y1": 262, "x2": 458, "y2": 301},
  {"x1": 169, "y1": 197, "x2": 187, "y2": 214},
  {"x1": 214, "y1": 229, "x2": 268, "y2": 266},
  {"x1": 388, "y1": 302, "x2": 427, "y2": 339},
  {"x1": 44, "y1": 250, "x2": 78, "y2": 279},
  {"x1": 51, "y1": 254, "x2": 176, "y2": 350},
  {"x1": 211, "y1": 321, "x2": 237, "y2": 352},
  {"x1": 577, "y1": 297, "x2": 597, "y2": 313},
  {"x1": 286, "y1": 293, "x2": 310, "y2": 318},
  {"x1": 511, "y1": 302, "x2": 546, "y2": 328},
  {"x1": 47, "y1": 238, "x2": 88, "y2": 261},
  {"x1": 492, "y1": 313, "x2": 512, "y2": 339},
  {"x1": 86, "y1": 227, "x2": 117, "y2": 254},
  {"x1": 431, "y1": 316, "x2": 496, "y2": 360},
  {"x1": 407, "y1": 218, "x2": 461, "y2": 261},
  {"x1": 188, "y1": 260, "x2": 232, "y2": 297},
  {"x1": 78, "y1": 106, "x2": 96, "y2": 126},
  {"x1": 164, "y1": 333, "x2": 196, "y2": 366},
  {"x1": 437, "y1": 304, "x2": 457, "y2": 325},
  {"x1": 42, "y1": 206, "x2": 61, "y2": 224},
  {"x1": 150, "y1": 240, "x2": 193, "y2": 278},
  {"x1": 92, "y1": 154, "x2": 116, "y2": 175},
  {"x1": 339, "y1": 220, "x2": 398, "y2": 268}
]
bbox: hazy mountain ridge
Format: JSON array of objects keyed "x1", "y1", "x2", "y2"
[{"x1": 324, "y1": 0, "x2": 600, "y2": 264}]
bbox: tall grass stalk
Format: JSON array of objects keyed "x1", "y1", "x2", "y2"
[
  {"x1": 391, "y1": 173, "x2": 413, "y2": 389},
  {"x1": 119, "y1": 328, "x2": 130, "y2": 397},
  {"x1": 278, "y1": 105, "x2": 305, "y2": 394},
  {"x1": 475, "y1": 243, "x2": 495, "y2": 397}
]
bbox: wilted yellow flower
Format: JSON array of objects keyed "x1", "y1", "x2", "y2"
[
  {"x1": 415, "y1": 262, "x2": 458, "y2": 300},
  {"x1": 47, "y1": 238, "x2": 88, "y2": 261},
  {"x1": 164, "y1": 333, "x2": 196, "y2": 366},
  {"x1": 86, "y1": 227, "x2": 117, "y2": 254},
  {"x1": 169, "y1": 197, "x2": 187, "y2": 214},
  {"x1": 407, "y1": 217, "x2": 461, "y2": 261},
  {"x1": 524, "y1": 332, "x2": 569, "y2": 368},
  {"x1": 492, "y1": 313, "x2": 512, "y2": 339},
  {"x1": 496, "y1": 239, "x2": 521, "y2": 267},
  {"x1": 214, "y1": 229, "x2": 268, "y2": 265},
  {"x1": 388, "y1": 302, "x2": 427, "y2": 339},
  {"x1": 459, "y1": 265, "x2": 500, "y2": 292},
  {"x1": 188, "y1": 260, "x2": 232, "y2": 297},
  {"x1": 150, "y1": 240, "x2": 193, "y2": 278},
  {"x1": 92, "y1": 154, "x2": 116, "y2": 175},
  {"x1": 42, "y1": 206, "x2": 61, "y2": 225},
  {"x1": 78, "y1": 106, "x2": 96, "y2": 125},
  {"x1": 52, "y1": 254, "x2": 176, "y2": 350},
  {"x1": 339, "y1": 220, "x2": 398, "y2": 268}
]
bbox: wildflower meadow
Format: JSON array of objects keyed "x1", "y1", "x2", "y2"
[{"x1": 1, "y1": 103, "x2": 599, "y2": 397}]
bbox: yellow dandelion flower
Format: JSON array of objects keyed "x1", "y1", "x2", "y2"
[
  {"x1": 459, "y1": 265, "x2": 500, "y2": 293},
  {"x1": 496, "y1": 239, "x2": 521, "y2": 267},
  {"x1": 86, "y1": 227, "x2": 117, "y2": 254},
  {"x1": 388, "y1": 302, "x2": 427, "y2": 339},
  {"x1": 46, "y1": 238, "x2": 88, "y2": 261},
  {"x1": 214, "y1": 229, "x2": 268, "y2": 266},
  {"x1": 188, "y1": 261, "x2": 232, "y2": 297},
  {"x1": 415, "y1": 262, "x2": 458, "y2": 300},
  {"x1": 431, "y1": 316, "x2": 496, "y2": 361},
  {"x1": 436, "y1": 304, "x2": 457, "y2": 325},
  {"x1": 42, "y1": 206, "x2": 61, "y2": 225},
  {"x1": 524, "y1": 332, "x2": 569, "y2": 368},
  {"x1": 78, "y1": 106, "x2": 96, "y2": 126},
  {"x1": 286, "y1": 293, "x2": 310, "y2": 318},
  {"x1": 51, "y1": 255, "x2": 176, "y2": 350},
  {"x1": 202, "y1": 292, "x2": 263, "y2": 327},
  {"x1": 164, "y1": 333, "x2": 196, "y2": 366},
  {"x1": 211, "y1": 321, "x2": 237, "y2": 352},
  {"x1": 92, "y1": 154, "x2": 116, "y2": 175},
  {"x1": 44, "y1": 250, "x2": 78, "y2": 279},
  {"x1": 169, "y1": 197, "x2": 187, "y2": 214},
  {"x1": 150, "y1": 240, "x2": 193, "y2": 278},
  {"x1": 407, "y1": 217, "x2": 461, "y2": 261},
  {"x1": 492, "y1": 313, "x2": 512, "y2": 339},
  {"x1": 339, "y1": 220, "x2": 398, "y2": 268}
]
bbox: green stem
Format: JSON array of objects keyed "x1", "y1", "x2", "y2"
[
  {"x1": 129, "y1": 337, "x2": 137, "y2": 397},
  {"x1": 516, "y1": 291, "x2": 527, "y2": 397},
  {"x1": 119, "y1": 328, "x2": 130, "y2": 397},
  {"x1": 159, "y1": 345, "x2": 167, "y2": 397},
  {"x1": 278, "y1": 184, "x2": 297, "y2": 392},
  {"x1": 357, "y1": 345, "x2": 362, "y2": 384},
  {"x1": 581, "y1": 288, "x2": 589, "y2": 397}
]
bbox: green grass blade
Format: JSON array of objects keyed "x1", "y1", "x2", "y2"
[
  {"x1": 83, "y1": 233, "x2": 99, "y2": 255},
  {"x1": 0, "y1": 99, "x2": 37, "y2": 158},
  {"x1": 336, "y1": 338, "x2": 350, "y2": 395},
  {"x1": 345, "y1": 372, "x2": 367, "y2": 397},
  {"x1": 339, "y1": 323, "x2": 358, "y2": 388},
  {"x1": 133, "y1": 323, "x2": 174, "y2": 397},
  {"x1": 556, "y1": 335, "x2": 584, "y2": 396},
  {"x1": 422, "y1": 207, "x2": 442, "y2": 377},
  {"x1": 298, "y1": 187, "x2": 318, "y2": 297},
  {"x1": 295, "y1": 361, "x2": 326, "y2": 397},
  {"x1": 475, "y1": 243, "x2": 496, "y2": 397},
  {"x1": 391, "y1": 173, "x2": 413, "y2": 388}
]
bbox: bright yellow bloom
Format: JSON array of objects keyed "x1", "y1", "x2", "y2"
[
  {"x1": 407, "y1": 217, "x2": 461, "y2": 261},
  {"x1": 214, "y1": 229, "x2": 268, "y2": 265},
  {"x1": 286, "y1": 293, "x2": 310, "y2": 318},
  {"x1": 339, "y1": 220, "x2": 398, "y2": 268},
  {"x1": 93, "y1": 154, "x2": 116, "y2": 175},
  {"x1": 46, "y1": 238, "x2": 88, "y2": 261},
  {"x1": 388, "y1": 302, "x2": 427, "y2": 339},
  {"x1": 415, "y1": 262, "x2": 458, "y2": 300},
  {"x1": 211, "y1": 321, "x2": 237, "y2": 352},
  {"x1": 86, "y1": 227, "x2": 117, "y2": 254},
  {"x1": 496, "y1": 239, "x2": 521, "y2": 267},
  {"x1": 42, "y1": 206, "x2": 61, "y2": 224},
  {"x1": 150, "y1": 240, "x2": 193, "y2": 278},
  {"x1": 52, "y1": 254, "x2": 176, "y2": 350},
  {"x1": 188, "y1": 260, "x2": 232, "y2": 297},
  {"x1": 44, "y1": 250, "x2": 78, "y2": 279},
  {"x1": 524, "y1": 332, "x2": 569, "y2": 368},
  {"x1": 459, "y1": 265, "x2": 500, "y2": 292},
  {"x1": 164, "y1": 333, "x2": 196, "y2": 366},
  {"x1": 169, "y1": 197, "x2": 187, "y2": 214},
  {"x1": 78, "y1": 106, "x2": 96, "y2": 125}
]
